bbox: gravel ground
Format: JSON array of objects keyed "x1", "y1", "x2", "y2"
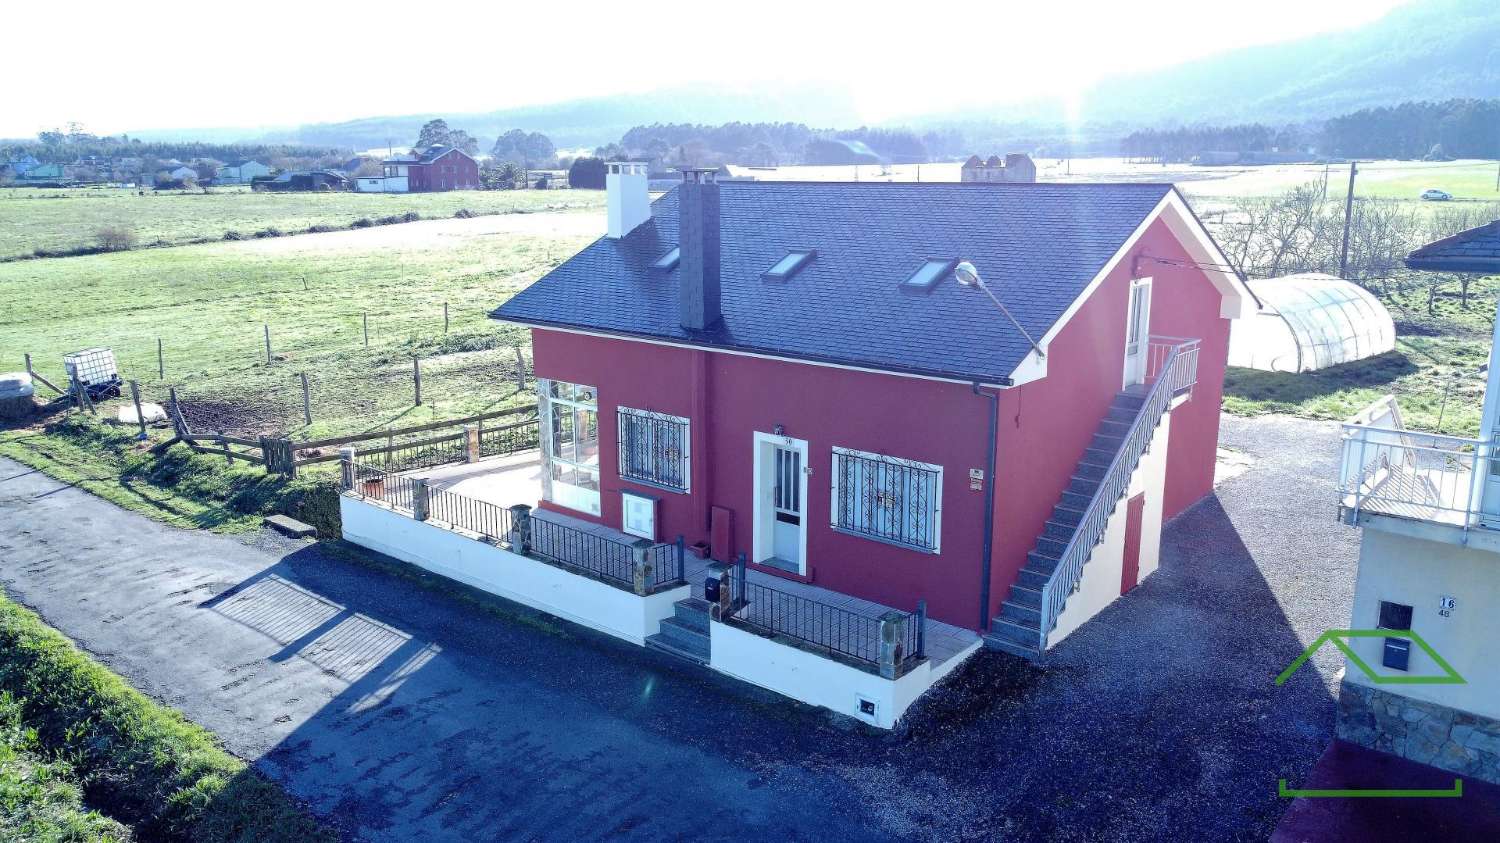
[{"x1": 0, "y1": 413, "x2": 1360, "y2": 842}]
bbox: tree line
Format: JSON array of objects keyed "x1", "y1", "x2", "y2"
[{"x1": 1119, "y1": 98, "x2": 1500, "y2": 162}]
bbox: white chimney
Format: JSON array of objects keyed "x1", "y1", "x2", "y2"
[{"x1": 606, "y1": 161, "x2": 650, "y2": 239}]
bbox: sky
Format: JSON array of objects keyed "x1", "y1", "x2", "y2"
[{"x1": 0, "y1": 0, "x2": 1414, "y2": 139}]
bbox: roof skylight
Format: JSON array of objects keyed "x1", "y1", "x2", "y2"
[
  {"x1": 763, "y1": 249, "x2": 816, "y2": 282},
  {"x1": 901, "y1": 258, "x2": 956, "y2": 295},
  {"x1": 653, "y1": 247, "x2": 680, "y2": 270}
]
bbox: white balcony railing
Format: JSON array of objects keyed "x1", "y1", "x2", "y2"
[{"x1": 1338, "y1": 422, "x2": 1489, "y2": 529}]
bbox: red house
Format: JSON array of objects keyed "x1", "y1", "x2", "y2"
[
  {"x1": 493, "y1": 165, "x2": 1255, "y2": 661},
  {"x1": 377, "y1": 144, "x2": 480, "y2": 192}
]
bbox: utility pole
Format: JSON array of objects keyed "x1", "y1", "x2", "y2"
[{"x1": 1338, "y1": 161, "x2": 1358, "y2": 279}]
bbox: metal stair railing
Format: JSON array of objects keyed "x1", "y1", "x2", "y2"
[{"x1": 1036, "y1": 341, "x2": 1199, "y2": 652}]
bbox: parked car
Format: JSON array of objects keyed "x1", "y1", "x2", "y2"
[{"x1": 1420, "y1": 188, "x2": 1453, "y2": 201}]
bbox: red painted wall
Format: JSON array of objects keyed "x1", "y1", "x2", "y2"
[
  {"x1": 532, "y1": 329, "x2": 995, "y2": 629},
  {"x1": 986, "y1": 217, "x2": 1229, "y2": 623},
  {"x1": 526, "y1": 216, "x2": 1231, "y2": 630},
  {"x1": 409, "y1": 151, "x2": 479, "y2": 192}
]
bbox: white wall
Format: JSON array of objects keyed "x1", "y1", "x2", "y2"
[
  {"x1": 1048, "y1": 410, "x2": 1172, "y2": 646},
  {"x1": 1345, "y1": 528, "x2": 1500, "y2": 720},
  {"x1": 709, "y1": 620, "x2": 977, "y2": 729},
  {"x1": 340, "y1": 495, "x2": 686, "y2": 645}
]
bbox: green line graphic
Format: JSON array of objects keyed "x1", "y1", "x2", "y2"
[
  {"x1": 1275, "y1": 629, "x2": 1465, "y2": 687},
  {"x1": 1279, "y1": 779, "x2": 1464, "y2": 799}
]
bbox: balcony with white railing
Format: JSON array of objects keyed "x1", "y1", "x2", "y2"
[{"x1": 1338, "y1": 397, "x2": 1495, "y2": 534}]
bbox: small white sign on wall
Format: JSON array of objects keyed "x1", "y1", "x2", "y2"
[{"x1": 1438, "y1": 595, "x2": 1456, "y2": 618}]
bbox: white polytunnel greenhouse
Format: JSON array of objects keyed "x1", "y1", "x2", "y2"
[{"x1": 1227, "y1": 273, "x2": 1397, "y2": 373}]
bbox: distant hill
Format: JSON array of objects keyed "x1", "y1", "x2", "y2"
[
  {"x1": 931, "y1": 0, "x2": 1500, "y2": 131},
  {"x1": 131, "y1": 85, "x2": 862, "y2": 152},
  {"x1": 125, "y1": 0, "x2": 1499, "y2": 155}
]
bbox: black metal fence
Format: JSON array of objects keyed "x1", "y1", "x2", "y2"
[
  {"x1": 831, "y1": 450, "x2": 940, "y2": 552},
  {"x1": 360, "y1": 431, "x2": 467, "y2": 473},
  {"x1": 617, "y1": 409, "x2": 689, "y2": 490},
  {"x1": 725, "y1": 557, "x2": 924, "y2": 671},
  {"x1": 526, "y1": 517, "x2": 685, "y2": 590},
  {"x1": 478, "y1": 417, "x2": 540, "y2": 458},
  {"x1": 428, "y1": 487, "x2": 514, "y2": 541},
  {"x1": 351, "y1": 462, "x2": 418, "y2": 511}
]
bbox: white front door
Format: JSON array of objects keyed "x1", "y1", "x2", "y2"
[
  {"x1": 1122, "y1": 277, "x2": 1153, "y2": 387},
  {"x1": 753, "y1": 432, "x2": 808, "y2": 573},
  {"x1": 772, "y1": 444, "x2": 803, "y2": 565}
]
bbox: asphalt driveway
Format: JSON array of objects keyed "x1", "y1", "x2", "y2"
[{"x1": 0, "y1": 414, "x2": 1360, "y2": 841}]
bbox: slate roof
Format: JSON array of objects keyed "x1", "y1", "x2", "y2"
[
  {"x1": 1405, "y1": 220, "x2": 1500, "y2": 274},
  {"x1": 492, "y1": 181, "x2": 1177, "y2": 384}
]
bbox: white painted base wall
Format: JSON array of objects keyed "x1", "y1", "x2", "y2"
[
  {"x1": 341, "y1": 493, "x2": 981, "y2": 729},
  {"x1": 340, "y1": 495, "x2": 686, "y2": 645},
  {"x1": 1345, "y1": 525, "x2": 1500, "y2": 721},
  {"x1": 1049, "y1": 409, "x2": 1172, "y2": 647},
  {"x1": 709, "y1": 620, "x2": 980, "y2": 729}
]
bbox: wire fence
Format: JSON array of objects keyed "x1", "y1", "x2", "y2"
[{"x1": 125, "y1": 343, "x2": 535, "y2": 441}]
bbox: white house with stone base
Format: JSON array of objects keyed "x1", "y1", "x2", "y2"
[{"x1": 1333, "y1": 298, "x2": 1500, "y2": 784}]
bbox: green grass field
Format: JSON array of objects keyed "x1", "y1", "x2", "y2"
[
  {"x1": 1, "y1": 213, "x2": 597, "y2": 440},
  {"x1": 0, "y1": 186, "x2": 603, "y2": 259}
]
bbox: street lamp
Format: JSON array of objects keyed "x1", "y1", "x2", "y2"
[{"x1": 954, "y1": 261, "x2": 1045, "y2": 359}]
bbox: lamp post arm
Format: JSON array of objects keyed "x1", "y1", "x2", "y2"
[{"x1": 977, "y1": 281, "x2": 1045, "y2": 360}]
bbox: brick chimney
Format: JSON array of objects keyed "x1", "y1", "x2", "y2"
[
  {"x1": 678, "y1": 169, "x2": 721, "y2": 331},
  {"x1": 606, "y1": 161, "x2": 650, "y2": 239}
]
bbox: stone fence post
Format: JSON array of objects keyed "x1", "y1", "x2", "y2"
[
  {"x1": 630, "y1": 539, "x2": 654, "y2": 596},
  {"x1": 464, "y1": 425, "x2": 480, "y2": 462},
  {"x1": 412, "y1": 479, "x2": 431, "y2": 522},
  {"x1": 878, "y1": 611, "x2": 910, "y2": 680},
  {"x1": 339, "y1": 447, "x2": 357, "y2": 491},
  {"x1": 508, "y1": 504, "x2": 532, "y2": 554}
]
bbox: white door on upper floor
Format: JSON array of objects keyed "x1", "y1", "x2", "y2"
[{"x1": 1122, "y1": 277, "x2": 1153, "y2": 387}]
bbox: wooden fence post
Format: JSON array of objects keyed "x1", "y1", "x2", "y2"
[
  {"x1": 412, "y1": 356, "x2": 422, "y2": 406},
  {"x1": 22, "y1": 354, "x2": 63, "y2": 397},
  {"x1": 298, "y1": 372, "x2": 312, "y2": 426},
  {"x1": 443, "y1": 302, "x2": 449, "y2": 334},
  {"x1": 128, "y1": 380, "x2": 147, "y2": 440},
  {"x1": 264, "y1": 324, "x2": 272, "y2": 364},
  {"x1": 513, "y1": 345, "x2": 526, "y2": 391},
  {"x1": 363, "y1": 312, "x2": 369, "y2": 347},
  {"x1": 168, "y1": 387, "x2": 189, "y2": 435},
  {"x1": 157, "y1": 338, "x2": 164, "y2": 380},
  {"x1": 220, "y1": 431, "x2": 233, "y2": 464}
]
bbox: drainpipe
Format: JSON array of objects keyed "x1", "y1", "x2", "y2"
[{"x1": 973, "y1": 383, "x2": 999, "y2": 632}]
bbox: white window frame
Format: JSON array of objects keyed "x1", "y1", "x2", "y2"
[
  {"x1": 616, "y1": 407, "x2": 691, "y2": 492},
  {"x1": 541, "y1": 380, "x2": 600, "y2": 516},
  {"x1": 829, "y1": 446, "x2": 943, "y2": 554}
]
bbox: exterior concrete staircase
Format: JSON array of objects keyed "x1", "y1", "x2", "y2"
[
  {"x1": 984, "y1": 388, "x2": 1147, "y2": 661},
  {"x1": 645, "y1": 597, "x2": 712, "y2": 664}
]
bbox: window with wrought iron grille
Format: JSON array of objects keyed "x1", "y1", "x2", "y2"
[
  {"x1": 830, "y1": 447, "x2": 942, "y2": 552},
  {"x1": 617, "y1": 408, "x2": 690, "y2": 491}
]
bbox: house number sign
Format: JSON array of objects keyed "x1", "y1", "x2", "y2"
[{"x1": 1438, "y1": 596, "x2": 1456, "y2": 618}]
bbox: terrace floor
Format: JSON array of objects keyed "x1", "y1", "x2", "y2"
[
  {"x1": 402, "y1": 451, "x2": 979, "y2": 670},
  {"x1": 1345, "y1": 464, "x2": 1488, "y2": 530}
]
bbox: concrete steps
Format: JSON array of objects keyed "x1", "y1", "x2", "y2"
[
  {"x1": 984, "y1": 389, "x2": 1147, "y2": 661},
  {"x1": 645, "y1": 597, "x2": 712, "y2": 665}
]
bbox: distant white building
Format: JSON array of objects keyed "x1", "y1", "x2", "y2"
[
  {"x1": 216, "y1": 159, "x2": 271, "y2": 184},
  {"x1": 960, "y1": 153, "x2": 1036, "y2": 183}
]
